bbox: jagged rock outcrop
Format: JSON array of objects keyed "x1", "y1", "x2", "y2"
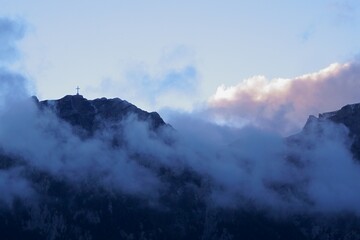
[
  {"x1": 301, "y1": 103, "x2": 360, "y2": 160},
  {"x1": 34, "y1": 95, "x2": 166, "y2": 135}
]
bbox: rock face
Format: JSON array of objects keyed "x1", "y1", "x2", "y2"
[
  {"x1": 302, "y1": 103, "x2": 360, "y2": 160},
  {"x1": 35, "y1": 95, "x2": 166, "y2": 135}
]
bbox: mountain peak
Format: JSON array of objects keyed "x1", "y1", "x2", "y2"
[{"x1": 37, "y1": 95, "x2": 167, "y2": 135}]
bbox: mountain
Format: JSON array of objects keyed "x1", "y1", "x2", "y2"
[
  {"x1": 1, "y1": 96, "x2": 360, "y2": 240},
  {"x1": 34, "y1": 94, "x2": 167, "y2": 135}
]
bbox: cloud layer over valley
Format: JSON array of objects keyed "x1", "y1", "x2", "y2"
[{"x1": 1, "y1": 82, "x2": 360, "y2": 216}]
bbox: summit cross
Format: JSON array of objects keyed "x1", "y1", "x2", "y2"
[{"x1": 76, "y1": 86, "x2": 80, "y2": 95}]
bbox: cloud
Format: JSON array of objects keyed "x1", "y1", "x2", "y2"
[
  {"x1": 166, "y1": 113, "x2": 360, "y2": 215},
  {"x1": 330, "y1": 0, "x2": 359, "y2": 24},
  {"x1": 0, "y1": 68, "x2": 30, "y2": 107},
  {"x1": 124, "y1": 64, "x2": 197, "y2": 104},
  {"x1": 0, "y1": 17, "x2": 30, "y2": 106},
  {"x1": 208, "y1": 61, "x2": 360, "y2": 135},
  {"x1": 0, "y1": 17, "x2": 35, "y2": 206},
  {"x1": 91, "y1": 46, "x2": 199, "y2": 111},
  {"x1": 0, "y1": 97, "x2": 163, "y2": 198},
  {"x1": 287, "y1": 119, "x2": 360, "y2": 214},
  {"x1": 0, "y1": 17, "x2": 25, "y2": 65},
  {"x1": 300, "y1": 25, "x2": 316, "y2": 42},
  {"x1": 0, "y1": 168, "x2": 35, "y2": 207}
]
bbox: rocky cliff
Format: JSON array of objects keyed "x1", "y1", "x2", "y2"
[
  {"x1": 301, "y1": 103, "x2": 360, "y2": 160},
  {"x1": 34, "y1": 95, "x2": 166, "y2": 135}
]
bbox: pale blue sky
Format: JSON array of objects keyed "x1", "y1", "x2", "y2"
[{"x1": 1, "y1": 0, "x2": 360, "y2": 111}]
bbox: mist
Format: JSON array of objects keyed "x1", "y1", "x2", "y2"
[{"x1": 1, "y1": 83, "x2": 360, "y2": 216}]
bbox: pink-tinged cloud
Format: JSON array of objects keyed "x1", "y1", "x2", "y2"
[{"x1": 208, "y1": 61, "x2": 360, "y2": 135}]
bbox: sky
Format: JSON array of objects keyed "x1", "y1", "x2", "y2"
[{"x1": 1, "y1": 0, "x2": 360, "y2": 134}]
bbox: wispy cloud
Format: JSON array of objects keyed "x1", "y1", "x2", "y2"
[
  {"x1": 91, "y1": 46, "x2": 199, "y2": 111},
  {"x1": 124, "y1": 64, "x2": 197, "y2": 104},
  {"x1": 330, "y1": 0, "x2": 359, "y2": 24},
  {"x1": 0, "y1": 17, "x2": 25, "y2": 65}
]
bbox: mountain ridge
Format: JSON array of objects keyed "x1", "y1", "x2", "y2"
[
  {"x1": 302, "y1": 102, "x2": 360, "y2": 160},
  {"x1": 0, "y1": 96, "x2": 360, "y2": 239},
  {"x1": 33, "y1": 94, "x2": 167, "y2": 136}
]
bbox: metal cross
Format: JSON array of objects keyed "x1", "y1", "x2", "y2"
[{"x1": 76, "y1": 86, "x2": 80, "y2": 95}]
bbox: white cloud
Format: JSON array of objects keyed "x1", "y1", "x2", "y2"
[{"x1": 208, "y1": 62, "x2": 360, "y2": 135}]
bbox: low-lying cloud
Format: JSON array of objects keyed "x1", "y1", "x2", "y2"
[
  {"x1": 2, "y1": 89, "x2": 360, "y2": 215},
  {"x1": 208, "y1": 62, "x2": 360, "y2": 135},
  {"x1": 169, "y1": 114, "x2": 360, "y2": 214},
  {"x1": 0, "y1": 97, "x2": 164, "y2": 199}
]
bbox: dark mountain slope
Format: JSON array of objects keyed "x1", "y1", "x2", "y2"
[
  {"x1": 306, "y1": 103, "x2": 360, "y2": 160},
  {"x1": 35, "y1": 95, "x2": 166, "y2": 135}
]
